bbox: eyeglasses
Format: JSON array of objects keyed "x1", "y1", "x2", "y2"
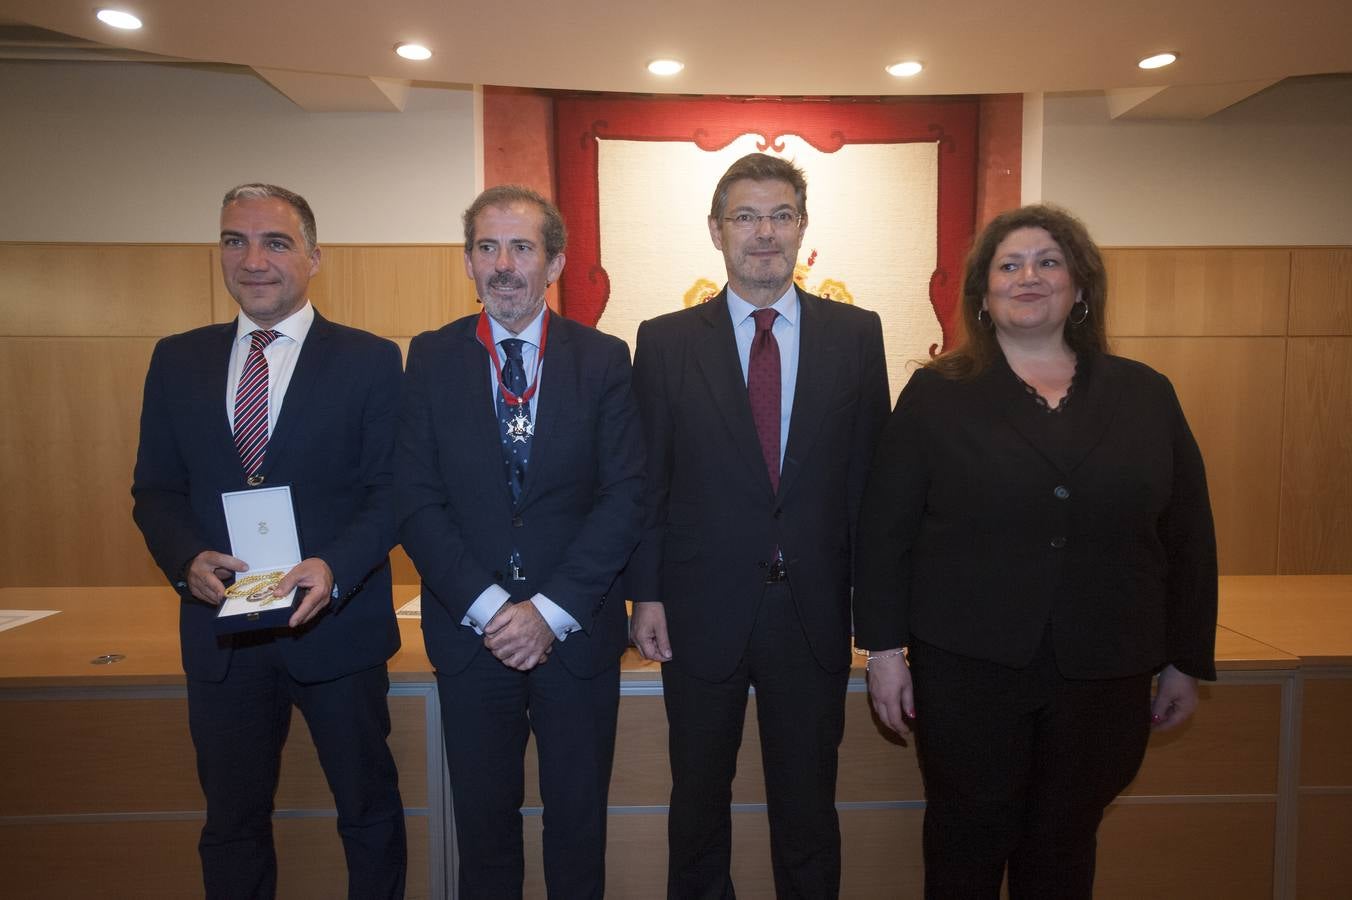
[{"x1": 722, "y1": 211, "x2": 803, "y2": 231}]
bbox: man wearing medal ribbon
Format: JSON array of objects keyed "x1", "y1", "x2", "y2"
[
  {"x1": 132, "y1": 184, "x2": 406, "y2": 898},
  {"x1": 396, "y1": 185, "x2": 644, "y2": 898}
]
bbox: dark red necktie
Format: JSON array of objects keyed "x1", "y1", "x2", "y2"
[
  {"x1": 748, "y1": 308, "x2": 781, "y2": 492},
  {"x1": 233, "y1": 329, "x2": 281, "y2": 477}
]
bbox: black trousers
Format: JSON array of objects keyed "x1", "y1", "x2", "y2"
[
  {"x1": 908, "y1": 637, "x2": 1153, "y2": 900},
  {"x1": 663, "y1": 582, "x2": 850, "y2": 899},
  {"x1": 186, "y1": 640, "x2": 406, "y2": 900},
  {"x1": 436, "y1": 648, "x2": 620, "y2": 900}
]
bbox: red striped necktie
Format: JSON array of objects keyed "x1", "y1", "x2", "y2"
[{"x1": 233, "y1": 329, "x2": 281, "y2": 477}]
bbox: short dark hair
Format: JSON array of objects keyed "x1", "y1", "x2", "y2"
[
  {"x1": 930, "y1": 204, "x2": 1109, "y2": 380},
  {"x1": 709, "y1": 153, "x2": 808, "y2": 221},
  {"x1": 221, "y1": 183, "x2": 317, "y2": 252},
  {"x1": 463, "y1": 185, "x2": 567, "y2": 259}
]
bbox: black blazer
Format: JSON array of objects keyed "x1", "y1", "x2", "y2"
[
  {"x1": 628, "y1": 288, "x2": 891, "y2": 682},
  {"x1": 132, "y1": 312, "x2": 403, "y2": 684},
  {"x1": 395, "y1": 312, "x2": 644, "y2": 679},
  {"x1": 853, "y1": 352, "x2": 1218, "y2": 680}
]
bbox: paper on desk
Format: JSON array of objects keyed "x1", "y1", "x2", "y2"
[
  {"x1": 396, "y1": 595, "x2": 421, "y2": 619},
  {"x1": 0, "y1": 610, "x2": 60, "y2": 633}
]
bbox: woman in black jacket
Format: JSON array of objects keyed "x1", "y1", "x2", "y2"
[{"x1": 853, "y1": 204, "x2": 1218, "y2": 899}]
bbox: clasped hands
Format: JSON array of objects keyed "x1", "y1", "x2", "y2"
[
  {"x1": 186, "y1": 550, "x2": 332, "y2": 628},
  {"x1": 484, "y1": 599, "x2": 555, "y2": 671}
]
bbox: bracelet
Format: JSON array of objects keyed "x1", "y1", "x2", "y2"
[{"x1": 865, "y1": 647, "x2": 906, "y2": 670}]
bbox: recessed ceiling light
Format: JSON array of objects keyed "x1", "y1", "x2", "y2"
[
  {"x1": 1138, "y1": 52, "x2": 1178, "y2": 70},
  {"x1": 96, "y1": 9, "x2": 142, "y2": 30},
  {"x1": 647, "y1": 59, "x2": 684, "y2": 76},
  {"x1": 885, "y1": 61, "x2": 924, "y2": 78},
  {"x1": 395, "y1": 43, "x2": 433, "y2": 61}
]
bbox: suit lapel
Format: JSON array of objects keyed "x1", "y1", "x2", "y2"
[
  {"x1": 257, "y1": 312, "x2": 330, "y2": 479},
  {"x1": 206, "y1": 323, "x2": 242, "y2": 473},
  {"x1": 693, "y1": 293, "x2": 776, "y2": 498},
  {"x1": 459, "y1": 318, "x2": 516, "y2": 508},
  {"x1": 1059, "y1": 352, "x2": 1123, "y2": 473},
  {"x1": 778, "y1": 290, "x2": 839, "y2": 502}
]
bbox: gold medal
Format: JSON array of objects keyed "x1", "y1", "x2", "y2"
[{"x1": 225, "y1": 571, "x2": 286, "y2": 608}]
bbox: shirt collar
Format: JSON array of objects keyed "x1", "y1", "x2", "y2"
[
  {"x1": 235, "y1": 300, "x2": 314, "y2": 345},
  {"x1": 726, "y1": 284, "x2": 799, "y2": 328},
  {"x1": 488, "y1": 303, "x2": 548, "y2": 350}
]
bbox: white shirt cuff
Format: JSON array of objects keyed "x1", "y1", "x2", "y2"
[
  {"x1": 462, "y1": 583, "x2": 511, "y2": 634},
  {"x1": 530, "y1": 593, "x2": 581, "y2": 641}
]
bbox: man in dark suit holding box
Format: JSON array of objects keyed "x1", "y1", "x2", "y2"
[{"x1": 132, "y1": 183, "x2": 406, "y2": 899}]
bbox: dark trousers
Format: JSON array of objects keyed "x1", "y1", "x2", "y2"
[
  {"x1": 908, "y1": 637, "x2": 1153, "y2": 900},
  {"x1": 186, "y1": 639, "x2": 407, "y2": 900},
  {"x1": 436, "y1": 648, "x2": 620, "y2": 900},
  {"x1": 663, "y1": 582, "x2": 850, "y2": 900}
]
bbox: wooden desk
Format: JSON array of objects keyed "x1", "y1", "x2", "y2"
[
  {"x1": 1, "y1": 580, "x2": 1346, "y2": 899},
  {"x1": 1219, "y1": 575, "x2": 1352, "y2": 899}
]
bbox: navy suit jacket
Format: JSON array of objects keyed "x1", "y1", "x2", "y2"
[
  {"x1": 132, "y1": 311, "x2": 402, "y2": 684},
  {"x1": 395, "y1": 312, "x2": 644, "y2": 679},
  {"x1": 628, "y1": 288, "x2": 891, "y2": 682},
  {"x1": 852, "y1": 352, "x2": 1218, "y2": 680}
]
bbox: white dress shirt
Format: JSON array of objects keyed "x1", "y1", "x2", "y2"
[{"x1": 225, "y1": 300, "x2": 315, "y2": 431}]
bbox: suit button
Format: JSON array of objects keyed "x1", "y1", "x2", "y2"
[
  {"x1": 492, "y1": 570, "x2": 504, "y2": 582},
  {"x1": 773, "y1": 508, "x2": 783, "y2": 519},
  {"x1": 512, "y1": 515, "x2": 524, "y2": 527},
  {"x1": 1053, "y1": 485, "x2": 1070, "y2": 500},
  {"x1": 757, "y1": 560, "x2": 769, "y2": 569},
  {"x1": 1050, "y1": 536, "x2": 1067, "y2": 549}
]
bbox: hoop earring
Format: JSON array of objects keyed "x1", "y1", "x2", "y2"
[
  {"x1": 976, "y1": 308, "x2": 993, "y2": 329},
  {"x1": 1069, "y1": 299, "x2": 1089, "y2": 326}
]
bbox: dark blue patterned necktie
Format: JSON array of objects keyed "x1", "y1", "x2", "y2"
[{"x1": 496, "y1": 338, "x2": 532, "y2": 502}]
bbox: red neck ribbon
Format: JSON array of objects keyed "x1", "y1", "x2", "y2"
[{"x1": 475, "y1": 308, "x2": 550, "y2": 408}]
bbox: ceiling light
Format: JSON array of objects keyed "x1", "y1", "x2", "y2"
[
  {"x1": 1138, "y1": 52, "x2": 1178, "y2": 70},
  {"x1": 885, "y1": 61, "x2": 924, "y2": 78},
  {"x1": 395, "y1": 43, "x2": 432, "y2": 61},
  {"x1": 96, "y1": 9, "x2": 142, "y2": 30},
  {"x1": 647, "y1": 59, "x2": 684, "y2": 76}
]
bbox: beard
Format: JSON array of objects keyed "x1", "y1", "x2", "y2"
[{"x1": 480, "y1": 272, "x2": 543, "y2": 329}]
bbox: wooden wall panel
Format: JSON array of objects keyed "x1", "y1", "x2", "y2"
[
  {"x1": 1299, "y1": 678, "x2": 1352, "y2": 785},
  {"x1": 1104, "y1": 248, "x2": 1290, "y2": 337},
  {"x1": 1279, "y1": 337, "x2": 1352, "y2": 573},
  {"x1": 0, "y1": 820, "x2": 203, "y2": 899},
  {"x1": 0, "y1": 697, "x2": 199, "y2": 815},
  {"x1": 210, "y1": 245, "x2": 477, "y2": 335},
  {"x1": 1124, "y1": 683, "x2": 1281, "y2": 795},
  {"x1": 1112, "y1": 337, "x2": 1286, "y2": 575},
  {"x1": 0, "y1": 244, "x2": 214, "y2": 337},
  {"x1": 0, "y1": 337, "x2": 164, "y2": 587},
  {"x1": 1289, "y1": 248, "x2": 1352, "y2": 335},
  {"x1": 1297, "y1": 793, "x2": 1352, "y2": 899},
  {"x1": 1095, "y1": 802, "x2": 1275, "y2": 899}
]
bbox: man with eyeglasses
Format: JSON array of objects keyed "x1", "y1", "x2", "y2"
[{"x1": 629, "y1": 153, "x2": 890, "y2": 897}]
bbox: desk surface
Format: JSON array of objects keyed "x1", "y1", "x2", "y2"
[
  {"x1": 1217, "y1": 574, "x2": 1352, "y2": 666},
  {"x1": 3, "y1": 575, "x2": 1345, "y2": 687}
]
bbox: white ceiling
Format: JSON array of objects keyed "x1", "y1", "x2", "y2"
[{"x1": 2, "y1": 0, "x2": 1350, "y2": 107}]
